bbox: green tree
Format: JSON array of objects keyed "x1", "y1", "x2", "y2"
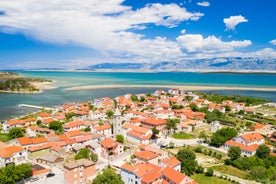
[
  {"x1": 106, "y1": 110, "x2": 114, "y2": 119},
  {"x1": 130, "y1": 95, "x2": 138, "y2": 102},
  {"x1": 49, "y1": 121, "x2": 62, "y2": 131},
  {"x1": 176, "y1": 148, "x2": 198, "y2": 176},
  {"x1": 65, "y1": 112, "x2": 76, "y2": 120},
  {"x1": 8, "y1": 127, "x2": 24, "y2": 139},
  {"x1": 75, "y1": 148, "x2": 90, "y2": 160},
  {"x1": 90, "y1": 152, "x2": 98, "y2": 162},
  {"x1": 249, "y1": 166, "x2": 267, "y2": 181},
  {"x1": 84, "y1": 127, "x2": 91, "y2": 132},
  {"x1": 210, "y1": 127, "x2": 237, "y2": 147},
  {"x1": 166, "y1": 119, "x2": 179, "y2": 134},
  {"x1": 205, "y1": 167, "x2": 214, "y2": 177},
  {"x1": 93, "y1": 168, "x2": 124, "y2": 184},
  {"x1": 115, "y1": 134, "x2": 124, "y2": 143},
  {"x1": 225, "y1": 105, "x2": 231, "y2": 112},
  {"x1": 256, "y1": 144, "x2": 270, "y2": 159},
  {"x1": 228, "y1": 146, "x2": 241, "y2": 160},
  {"x1": 189, "y1": 103, "x2": 199, "y2": 112},
  {"x1": 151, "y1": 128, "x2": 159, "y2": 139}
]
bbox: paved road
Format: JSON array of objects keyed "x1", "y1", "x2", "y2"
[{"x1": 26, "y1": 167, "x2": 64, "y2": 184}]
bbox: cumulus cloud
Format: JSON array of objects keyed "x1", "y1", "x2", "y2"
[
  {"x1": 223, "y1": 15, "x2": 248, "y2": 31},
  {"x1": 269, "y1": 39, "x2": 276, "y2": 45},
  {"x1": 197, "y1": 1, "x2": 210, "y2": 7},
  {"x1": 0, "y1": 0, "x2": 202, "y2": 63},
  {"x1": 176, "y1": 33, "x2": 252, "y2": 53}
]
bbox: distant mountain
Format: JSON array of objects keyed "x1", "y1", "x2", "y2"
[
  {"x1": 85, "y1": 57, "x2": 276, "y2": 71},
  {"x1": 26, "y1": 68, "x2": 65, "y2": 71},
  {"x1": 86, "y1": 63, "x2": 145, "y2": 70}
]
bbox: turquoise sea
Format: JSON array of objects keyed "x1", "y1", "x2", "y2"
[{"x1": 1, "y1": 71, "x2": 276, "y2": 121}]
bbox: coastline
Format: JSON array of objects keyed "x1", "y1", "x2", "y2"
[
  {"x1": 64, "y1": 84, "x2": 276, "y2": 92},
  {"x1": 0, "y1": 81, "x2": 56, "y2": 94}
]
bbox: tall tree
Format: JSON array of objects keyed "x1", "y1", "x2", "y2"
[
  {"x1": 228, "y1": 146, "x2": 241, "y2": 160},
  {"x1": 8, "y1": 127, "x2": 24, "y2": 139},
  {"x1": 210, "y1": 127, "x2": 237, "y2": 147},
  {"x1": 256, "y1": 144, "x2": 270, "y2": 159},
  {"x1": 115, "y1": 134, "x2": 124, "y2": 143},
  {"x1": 176, "y1": 148, "x2": 198, "y2": 176},
  {"x1": 93, "y1": 168, "x2": 124, "y2": 184}
]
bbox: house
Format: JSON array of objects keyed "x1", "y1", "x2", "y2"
[
  {"x1": 224, "y1": 132, "x2": 265, "y2": 157},
  {"x1": 140, "y1": 118, "x2": 166, "y2": 131},
  {"x1": 139, "y1": 144, "x2": 168, "y2": 161},
  {"x1": 233, "y1": 132, "x2": 264, "y2": 146},
  {"x1": 160, "y1": 156, "x2": 181, "y2": 172},
  {"x1": 94, "y1": 124, "x2": 112, "y2": 137},
  {"x1": 84, "y1": 140, "x2": 101, "y2": 156},
  {"x1": 64, "y1": 159, "x2": 96, "y2": 184},
  {"x1": 37, "y1": 154, "x2": 64, "y2": 166},
  {"x1": 63, "y1": 120, "x2": 86, "y2": 132},
  {"x1": 225, "y1": 140, "x2": 259, "y2": 157},
  {"x1": 100, "y1": 138, "x2": 123, "y2": 156},
  {"x1": 120, "y1": 162, "x2": 196, "y2": 184},
  {"x1": 250, "y1": 123, "x2": 274, "y2": 135},
  {"x1": 135, "y1": 150, "x2": 159, "y2": 165},
  {"x1": 122, "y1": 123, "x2": 153, "y2": 144},
  {"x1": 0, "y1": 145, "x2": 27, "y2": 167}
]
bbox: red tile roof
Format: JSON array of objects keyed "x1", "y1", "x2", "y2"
[
  {"x1": 17, "y1": 136, "x2": 32, "y2": 145},
  {"x1": 95, "y1": 124, "x2": 111, "y2": 131},
  {"x1": 161, "y1": 156, "x2": 181, "y2": 168},
  {"x1": 0, "y1": 146, "x2": 24, "y2": 158},
  {"x1": 241, "y1": 132, "x2": 263, "y2": 143},
  {"x1": 100, "y1": 138, "x2": 118, "y2": 148},
  {"x1": 135, "y1": 150, "x2": 158, "y2": 161}
]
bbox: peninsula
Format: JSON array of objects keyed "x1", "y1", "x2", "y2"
[{"x1": 0, "y1": 71, "x2": 54, "y2": 93}]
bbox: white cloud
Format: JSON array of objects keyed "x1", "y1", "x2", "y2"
[
  {"x1": 176, "y1": 33, "x2": 252, "y2": 53},
  {"x1": 223, "y1": 15, "x2": 248, "y2": 31},
  {"x1": 269, "y1": 39, "x2": 276, "y2": 45},
  {"x1": 0, "y1": 0, "x2": 202, "y2": 63},
  {"x1": 197, "y1": 1, "x2": 210, "y2": 7}
]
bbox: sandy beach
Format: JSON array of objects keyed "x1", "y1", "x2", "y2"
[
  {"x1": 64, "y1": 84, "x2": 276, "y2": 91},
  {"x1": 31, "y1": 81, "x2": 56, "y2": 91}
]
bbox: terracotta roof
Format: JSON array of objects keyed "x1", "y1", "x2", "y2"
[
  {"x1": 0, "y1": 146, "x2": 24, "y2": 158},
  {"x1": 100, "y1": 138, "x2": 118, "y2": 148},
  {"x1": 17, "y1": 136, "x2": 32, "y2": 145},
  {"x1": 225, "y1": 140, "x2": 258, "y2": 153},
  {"x1": 38, "y1": 112, "x2": 51, "y2": 118},
  {"x1": 123, "y1": 123, "x2": 150, "y2": 134},
  {"x1": 28, "y1": 143, "x2": 52, "y2": 152},
  {"x1": 63, "y1": 120, "x2": 85, "y2": 129},
  {"x1": 241, "y1": 132, "x2": 263, "y2": 143},
  {"x1": 66, "y1": 130, "x2": 83, "y2": 137},
  {"x1": 251, "y1": 123, "x2": 265, "y2": 130},
  {"x1": 141, "y1": 118, "x2": 166, "y2": 126},
  {"x1": 135, "y1": 150, "x2": 158, "y2": 161},
  {"x1": 30, "y1": 136, "x2": 48, "y2": 144},
  {"x1": 162, "y1": 166, "x2": 186, "y2": 184},
  {"x1": 161, "y1": 157, "x2": 180, "y2": 168},
  {"x1": 7, "y1": 119, "x2": 24, "y2": 125},
  {"x1": 95, "y1": 124, "x2": 111, "y2": 131},
  {"x1": 121, "y1": 163, "x2": 136, "y2": 172}
]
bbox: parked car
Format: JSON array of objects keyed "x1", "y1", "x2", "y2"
[{"x1": 46, "y1": 173, "x2": 55, "y2": 178}]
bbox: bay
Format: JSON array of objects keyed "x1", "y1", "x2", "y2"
[{"x1": 1, "y1": 71, "x2": 276, "y2": 121}]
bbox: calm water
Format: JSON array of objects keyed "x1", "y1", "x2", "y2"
[{"x1": 1, "y1": 71, "x2": 276, "y2": 121}]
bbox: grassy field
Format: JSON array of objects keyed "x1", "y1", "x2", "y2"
[
  {"x1": 191, "y1": 174, "x2": 233, "y2": 184},
  {"x1": 212, "y1": 165, "x2": 248, "y2": 179},
  {"x1": 0, "y1": 133, "x2": 11, "y2": 142},
  {"x1": 172, "y1": 131, "x2": 195, "y2": 139}
]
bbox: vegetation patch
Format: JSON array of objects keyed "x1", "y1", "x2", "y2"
[
  {"x1": 212, "y1": 165, "x2": 248, "y2": 179},
  {"x1": 172, "y1": 131, "x2": 195, "y2": 139},
  {"x1": 191, "y1": 174, "x2": 233, "y2": 184}
]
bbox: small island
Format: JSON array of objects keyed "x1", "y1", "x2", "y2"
[{"x1": 0, "y1": 72, "x2": 53, "y2": 93}]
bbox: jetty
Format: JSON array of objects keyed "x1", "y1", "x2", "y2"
[{"x1": 17, "y1": 104, "x2": 53, "y2": 110}]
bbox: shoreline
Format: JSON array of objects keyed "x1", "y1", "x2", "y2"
[
  {"x1": 0, "y1": 81, "x2": 56, "y2": 94},
  {"x1": 64, "y1": 84, "x2": 276, "y2": 92}
]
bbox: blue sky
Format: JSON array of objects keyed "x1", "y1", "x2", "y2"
[{"x1": 0, "y1": 0, "x2": 275, "y2": 69}]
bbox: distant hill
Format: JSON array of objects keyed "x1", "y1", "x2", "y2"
[{"x1": 84, "y1": 57, "x2": 276, "y2": 71}]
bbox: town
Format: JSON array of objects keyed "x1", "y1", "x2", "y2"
[{"x1": 0, "y1": 88, "x2": 276, "y2": 184}]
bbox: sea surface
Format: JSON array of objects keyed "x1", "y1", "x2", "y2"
[{"x1": 1, "y1": 71, "x2": 276, "y2": 121}]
